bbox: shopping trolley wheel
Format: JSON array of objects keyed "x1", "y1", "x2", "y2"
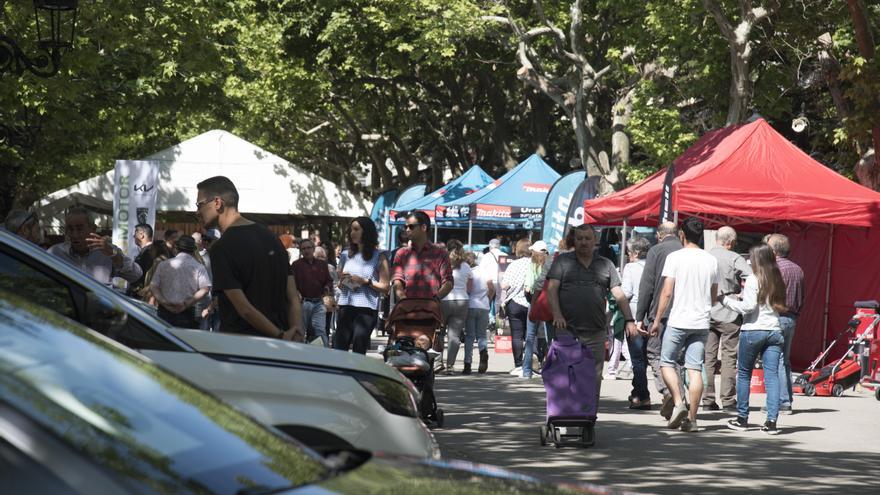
[
  {"x1": 435, "y1": 409, "x2": 444, "y2": 428},
  {"x1": 581, "y1": 424, "x2": 596, "y2": 447},
  {"x1": 539, "y1": 425, "x2": 549, "y2": 446},
  {"x1": 875, "y1": 388, "x2": 880, "y2": 401},
  {"x1": 804, "y1": 383, "x2": 816, "y2": 396},
  {"x1": 553, "y1": 427, "x2": 562, "y2": 447},
  {"x1": 832, "y1": 384, "x2": 844, "y2": 397}
]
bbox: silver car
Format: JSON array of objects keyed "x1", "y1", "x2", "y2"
[{"x1": 0, "y1": 230, "x2": 438, "y2": 459}]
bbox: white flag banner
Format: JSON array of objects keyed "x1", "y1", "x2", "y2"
[{"x1": 112, "y1": 160, "x2": 160, "y2": 259}]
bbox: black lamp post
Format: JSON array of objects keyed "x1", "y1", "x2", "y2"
[{"x1": 0, "y1": 0, "x2": 79, "y2": 77}]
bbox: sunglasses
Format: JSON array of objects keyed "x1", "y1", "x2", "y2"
[
  {"x1": 404, "y1": 224, "x2": 422, "y2": 230},
  {"x1": 195, "y1": 197, "x2": 218, "y2": 210}
]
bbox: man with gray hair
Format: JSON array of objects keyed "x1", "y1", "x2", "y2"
[
  {"x1": 767, "y1": 233, "x2": 804, "y2": 414},
  {"x1": 48, "y1": 207, "x2": 142, "y2": 286},
  {"x1": 635, "y1": 221, "x2": 683, "y2": 418},
  {"x1": 703, "y1": 226, "x2": 751, "y2": 411},
  {"x1": 3, "y1": 209, "x2": 43, "y2": 245}
]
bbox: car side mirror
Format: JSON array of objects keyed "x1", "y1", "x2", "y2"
[{"x1": 84, "y1": 292, "x2": 128, "y2": 337}]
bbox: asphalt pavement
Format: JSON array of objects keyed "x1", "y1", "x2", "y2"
[{"x1": 421, "y1": 344, "x2": 880, "y2": 495}]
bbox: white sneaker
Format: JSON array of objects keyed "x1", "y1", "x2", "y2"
[
  {"x1": 508, "y1": 366, "x2": 523, "y2": 376},
  {"x1": 680, "y1": 418, "x2": 702, "y2": 432},
  {"x1": 668, "y1": 402, "x2": 688, "y2": 429}
]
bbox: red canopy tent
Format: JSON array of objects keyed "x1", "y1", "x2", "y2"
[{"x1": 583, "y1": 118, "x2": 880, "y2": 369}]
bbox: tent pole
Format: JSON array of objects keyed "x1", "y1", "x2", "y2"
[
  {"x1": 468, "y1": 219, "x2": 473, "y2": 247},
  {"x1": 673, "y1": 210, "x2": 679, "y2": 224},
  {"x1": 620, "y1": 218, "x2": 628, "y2": 269},
  {"x1": 821, "y1": 224, "x2": 834, "y2": 365},
  {"x1": 434, "y1": 222, "x2": 438, "y2": 244}
]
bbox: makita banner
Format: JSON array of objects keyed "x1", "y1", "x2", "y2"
[
  {"x1": 370, "y1": 189, "x2": 398, "y2": 250},
  {"x1": 436, "y1": 203, "x2": 543, "y2": 221},
  {"x1": 541, "y1": 170, "x2": 585, "y2": 253},
  {"x1": 112, "y1": 160, "x2": 160, "y2": 258},
  {"x1": 565, "y1": 175, "x2": 600, "y2": 229}
]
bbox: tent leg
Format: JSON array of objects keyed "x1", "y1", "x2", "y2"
[
  {"x1": 620, "y1": 218, "x2": 628, "y2": 269},
  {"x1": 434, "y1": 223, "x2": 438, "y2": 244},
  {"x1": 821, "y1": 224, "x2": 834, "y2": 365},
  {"x1": 468, "y1": 219, "x2": 473, "y2": 247},
  {"x1": 673, "y1": 210, "x2": 679, "y2": 224}
]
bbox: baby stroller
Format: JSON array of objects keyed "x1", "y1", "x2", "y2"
[
  {"x1": 383, "y1": 298, "x2": 445, "y2": 428},
  {"x1": 539, "y1": 333, "x2": 597, "y2": 448}
]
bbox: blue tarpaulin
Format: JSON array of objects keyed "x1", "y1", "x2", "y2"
[
  {"x1": 436, "y1": 154, "x2": 560, "y2": 228},
  {"x1": 389, "y1": 165, "x2": 494, "y2": 223}
]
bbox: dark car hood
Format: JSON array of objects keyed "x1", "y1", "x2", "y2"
[{"x1": 292, "y1": 453, "x2": 636, "y2": 494}]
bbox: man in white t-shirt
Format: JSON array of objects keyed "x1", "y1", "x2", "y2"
[
  {"x1": 478, "y1": 238, "x2": 505, "y2": 324},
  {"x1": 649, "y1": 217, "x2": 718, "y2": 433}
]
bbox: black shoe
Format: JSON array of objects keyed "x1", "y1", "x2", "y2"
[
  {"x1": 762, "y1": 421, "x2": 779, "y2": 435},
  {"x1": 462, "y1": 363, "x2": 472, "y2": 375},
  {"x1": 478, "y1": 350, "x2": 489, "y2": 374},
  {"x1": 702, "y1": 402, "x2": 720, "y2": 411},
  {"x1": 727, "y1": 417, "x2": 749, "y2": 431}
]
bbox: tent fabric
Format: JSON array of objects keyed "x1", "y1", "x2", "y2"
[
  {"x1": 583, "y1": 119, "x2": 880, "y2": 227},
  {"x1": 581, "y1": 118, "x2": 880, "y2": 369},
  {"x1": 39, "y1": 130, "x2": 371, "y2": 233},
  {"x1": 390, "y1": 165, "x2": 494, "y2": 221},
  {"x1": 436, "y1": 154, "x2": 560, "y2": 224}
]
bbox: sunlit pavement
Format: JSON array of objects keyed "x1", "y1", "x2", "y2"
[{"x1": 415, "y1": 344, "x2": 880, "y2": 495}]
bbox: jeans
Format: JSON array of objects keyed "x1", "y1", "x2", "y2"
[
  {"x1": 627, "y1": 334, "x2": 650, "y2": 401},
  {"x1": 736, "y1": 329, "x2": 784, "y2": 422},
  {"x1": 505, "y1": 301, "x2": 529, "y2": 367},
  {"x1": 302, "y1": 299, "x2": 328, "y2": 347},
  {"x1": 522, "y1": 319, "x2": 544, "y2": 377},
  {"x1": 464, "y1": 308, "x2": 489, "y2": 364},
  {"x1": 158, "y1": 306, "x2": 197, "y2": 329},
  {"x1": 778, "y1": 316, "x2": 797, "y2": 407},
  {"x1": 442, "y1": 299, "x2": 469, "y2": 367},
  {"x1": 703, "y1": 319, "x2": 740, "y2": 407},
  {"x1": 660, "y1": 326, "x2": 708, "y2": 370},
  {"x1": 334, "y1": 305, "x2": 377, "y2": 354}
]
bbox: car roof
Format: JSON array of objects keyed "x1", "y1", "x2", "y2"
[{"x1": 0, "y1": 291, "x2": 328, "y2": 494}]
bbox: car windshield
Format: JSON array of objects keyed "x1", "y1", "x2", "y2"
[{"x1": 0, "y1": 295, "x2": 328, "y2": 494}]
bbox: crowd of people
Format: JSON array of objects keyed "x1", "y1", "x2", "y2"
[{"x1": 3, "y1": 174, "x2": 804, "y2": 435}]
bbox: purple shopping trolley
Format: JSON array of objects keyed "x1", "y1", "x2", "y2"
[{"x1": 539, "y1": 333, "x2": 597, "y2": 447}]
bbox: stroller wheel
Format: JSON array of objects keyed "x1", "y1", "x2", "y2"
[
  {"x1": 539, "y1": 425, "x2": 549, "y2": 446},
  {"x1": 831, "y1": 384, "x2": 844, "y2": 397},
  {"x1": 804, "y1": 383, "x2": 816, "y2": 396},
  {"x1": 435, "y1": 408, "x2": 444, "y2": 428},
  {"x1": 875, "y1": 388, "x2": 880, "y2": 401},
  {"x1": 581, "y1": 424, "x2": 596, "y2": 447}
]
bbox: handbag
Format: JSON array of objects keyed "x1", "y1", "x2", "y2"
[{"x1": 528, "y1": 284, "x2": 552, "y2": 322}]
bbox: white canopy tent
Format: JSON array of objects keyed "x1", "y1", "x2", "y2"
[{"x1": 39, "y1": 130, "x2": 371, "y2": 233}]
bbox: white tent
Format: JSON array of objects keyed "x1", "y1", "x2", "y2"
[{"x1": 39, "y1": 130, "x2": 371, "y2": 233}]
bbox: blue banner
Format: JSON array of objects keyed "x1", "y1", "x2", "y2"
[
  {"x1": 370, "y1": 189, "x2": 399, "y2": 250},
  {"x1": 541, "y1": 171, "x2": 585, "y2": 253},
  {"x1": 559, "y1": 176, "x2": 600, "y2": 247}
]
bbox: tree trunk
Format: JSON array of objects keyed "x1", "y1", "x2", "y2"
[
  {"x1": 727, "y1": 45, "x2": 752, "y2": 125},
  {"x1": 845, "y1": 0, "x2": 879, "y2": 181}
]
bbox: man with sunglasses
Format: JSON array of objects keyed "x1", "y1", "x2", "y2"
[
  {"x1": 195, "y1": 176, "x2": 304, "y2": 341},
  {"x1": 391, "y1": 211, "x2": 453, "y2": 301}
]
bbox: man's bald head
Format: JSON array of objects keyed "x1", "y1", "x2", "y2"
[
  {"x1": 657, "y1": 221, "x2": 677, "y2": 240},
  {"x1": 716, "y1": 226, "x2": 737, "y2": 248}
]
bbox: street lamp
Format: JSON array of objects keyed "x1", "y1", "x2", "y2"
[{"x1": 0, "y1": 0, "x2": 79, "y2": 77}]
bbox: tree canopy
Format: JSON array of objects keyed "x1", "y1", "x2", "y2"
[{"x1": 1, "y1": 0, "x2": 878, "y2": 214}]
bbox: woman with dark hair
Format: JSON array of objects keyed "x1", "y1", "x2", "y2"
[
  {"x1": 442, "y1": 239, "x2": 472, "y2": 374},
  {"x1": 501, "y1": 238, "x2": 534, "y2": 376},
  {"x1": 139, "y1": 241, "x2": 172, "y2": 305},
  {"x1": 722, "y1": 243, "x2": 788, "y2": 435},
  {"x1": 335, "y1": 216, "x2": 390, "y2": 354}
]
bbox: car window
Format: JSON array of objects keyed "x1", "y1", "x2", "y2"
[{"x1": 0, "y1": 251, "x2": 76, "y2": 320}]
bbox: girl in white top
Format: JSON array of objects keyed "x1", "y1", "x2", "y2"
[
  {"x1": 464, "y1": 252, "x2": 495, "y2": 373},
  {"x1": 721, "y1": 243, "x2": 788, "y2": 434},
  {"x1": 441, "y1": 239, "x2": 472, "y2": 374}
]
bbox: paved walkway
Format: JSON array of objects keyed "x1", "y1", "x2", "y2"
[{"x1": 423, "y1": 345, "x2": 880, "y2": 495}]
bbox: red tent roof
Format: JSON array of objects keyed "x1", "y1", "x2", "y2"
[{"x1": 583, "y1": 119, "x2": 880, "y2": 227}]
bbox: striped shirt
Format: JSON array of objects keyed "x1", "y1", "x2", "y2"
[
  {"x1": 776, "y1": 256, "x2": 804, "y2": 316},
  {"x1": 502, "y1": 257, "x2": 531, "y2": 307},
  {"x1": 338, "y1": 251, "x2": 383, "y2": 309}
]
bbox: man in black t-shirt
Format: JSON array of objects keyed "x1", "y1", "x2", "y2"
[{"x1": 195, "y1": 176, "x2": 303, "y2": 340}]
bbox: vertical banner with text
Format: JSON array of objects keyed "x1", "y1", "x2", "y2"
[
  {"x1": 112, "y1": 160, "x2": 160, "y2": 258},
  {"x1": 370, "y1": 189, "x2": 399, "y2": 251},
  {"x1": 541, "y1": 170, "x2": 586, "y2": 253}
]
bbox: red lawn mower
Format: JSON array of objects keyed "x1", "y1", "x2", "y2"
[{"x1": 794, "y1": 300, "x2": 880, "y2": 399}]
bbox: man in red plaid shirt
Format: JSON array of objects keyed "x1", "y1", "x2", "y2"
[{"x1": 392, "y1": 211, "x2": 453, "y2": 300}]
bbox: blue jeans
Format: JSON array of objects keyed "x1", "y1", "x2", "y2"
[
  {"x1": 464, "y1": 308, "x2": 489, "y2": 364},
  {"x1": 660, "y1": 326, "x2": 707, "y2": 370},
  {"x1": 737, "y1": 329, "x2": 784, "y2": 422},
  {"x1": 778, "y1": 316, "x2": 797, "y2": 407},
  {"x1": 627, "y1": 334, "x2": 650, "y2": 401},
  {"x1": 522, "y1": 319, "x2": 544, "y2": 377},
  {"x1": 302, "y1": 299, "x2": 328, "y2": 346}
]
